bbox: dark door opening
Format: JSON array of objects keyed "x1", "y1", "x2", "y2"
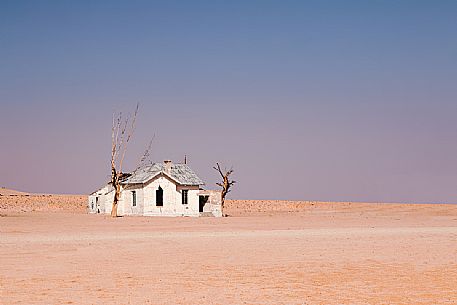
[
  {"x1": 199, "y1": 195, "x2": 209, "y2": 213},
  {"x1": 156, "y1": 186, "x2": 163, "y2": 206}
]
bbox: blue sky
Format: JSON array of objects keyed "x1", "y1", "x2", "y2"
[{"x1": 1, "y1": 0, "x2": 456, "y2": 202}]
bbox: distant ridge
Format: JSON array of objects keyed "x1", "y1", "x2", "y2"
[{"x1": 0, "y1": 187, "x2": 30, "y2": 196}]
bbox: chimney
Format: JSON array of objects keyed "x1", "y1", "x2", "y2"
[{"x1": 163, "y1": 160, "x2": 172, "y2": 174}]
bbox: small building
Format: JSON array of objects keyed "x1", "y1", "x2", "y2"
[{"x1": 88, "y1": 160, "x2": 222, "y2": 217}]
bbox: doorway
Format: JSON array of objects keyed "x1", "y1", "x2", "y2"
[{"x1": 199, "y1": 195, "x2": 209, "y2": 213}]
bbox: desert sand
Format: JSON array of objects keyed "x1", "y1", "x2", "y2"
[{"x1": 1, "y1": 191, "x2": 456, "y2": 304}]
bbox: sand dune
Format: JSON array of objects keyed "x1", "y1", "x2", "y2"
[
  {"x1": 0, "y1": 192, "x2": 86, "y2": 214},
  {"x1": 0, "y1": 187, "x2": 29, "y2": 196}
]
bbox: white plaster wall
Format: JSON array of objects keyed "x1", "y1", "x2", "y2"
[
  {"x1": 88, "y1": 195, "x2": 96, "y2": 213},
  {"x1": 143, "y1": 174, "x2": 200, "y2": 217},
  {"x1": 119, "y1": 184, "x2": 144, "y2": 216},
  {"x1": 101, "y1": 190, "x2": 114, "y2": 214},
  {"x1": 200, "y1": 190, "x2": 222, "y2": 217},
  {"x1": 88, "y1": 176, "x2": 206, "y2": 217},
  {"x1": 88, "y1": 184, "x2": 114, "y2": 214},
  {"x1": 88, "y1": 184, "x2": 143, "y2": 216}
]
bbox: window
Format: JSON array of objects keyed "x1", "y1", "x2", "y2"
[
  {"x1": 182, "y1": 190, "x2": 188, "y2": 205},
  {"x1": 156, "y1": 186, "x2": 163, "y2": 206},
  {"x1": 132, "y1": 191, "x2": 136, "y2": 207}
]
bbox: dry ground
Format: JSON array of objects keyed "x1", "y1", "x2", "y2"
[{"x1": 1, "y1": 193, "x2": 457, "y2": 304}]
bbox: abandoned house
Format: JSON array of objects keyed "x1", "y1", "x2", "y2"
[{"x1": 88, "y1": 160, "x2": 222, "y2": 217}]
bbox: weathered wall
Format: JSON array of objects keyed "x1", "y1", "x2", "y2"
[
  {"x1": 88, "y1": 184, "x2": 113, "y2": 214},
  {"x1": 119, "y1": 184, "x2": 144, "y2": 216},
  {"x1": 87, "y1": 175, "x2": 218, "y2": 217},
  {"x1": 200, "y1": 190, "x2": 222, "y2": 217},
  {"x1": 88, "y1": 195, "x2": 96, "y2": 213},
  {"x1": 142, "y1": 174, "x2": 200, "y2": 217},
  {"x1": 101, "y1": 190, "x2": 114, "y2": 214}
]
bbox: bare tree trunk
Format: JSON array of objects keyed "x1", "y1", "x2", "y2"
[
  {"x1": 109, "y1": 104, "x2": 140, "y2": 217},
  {"x1": 111, "y1": 183, "x2": 120, "y2": 217},
  {"x1": 213, "y1": 163, "x2": 236, "y2": 217}
]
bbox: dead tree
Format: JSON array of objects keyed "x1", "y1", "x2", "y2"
[
  {"x1": 213, "y1": 163, "x2": 236, "y2": 216},
  {"x1": 110, "y1": 104, "x2": 139, "y2": 217}
]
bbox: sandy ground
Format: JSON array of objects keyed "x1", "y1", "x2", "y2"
[{"x1": 1, "y1": 194, "x2": 457, "y2": 304}]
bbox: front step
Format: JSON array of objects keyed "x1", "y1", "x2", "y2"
[{"x1": 199, "y1": 212, "x2": 215, "y2": 217}]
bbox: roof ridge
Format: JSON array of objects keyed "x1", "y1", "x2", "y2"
[{"x1": 121, "y1": 161, "x2": 204, "y2": 186}]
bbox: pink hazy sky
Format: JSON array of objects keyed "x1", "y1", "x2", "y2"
[{"x1": 1, "y1": 1, "x2": 456, "y2": 203}]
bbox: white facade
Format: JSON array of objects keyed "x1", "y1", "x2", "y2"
[
  {"x1": 88, "y1": 184, "x2": 114, "y2": 214},
  {"x1": 142, "y1": 175, "x2": 200, "y2": 216},
  {"x1": 88, "y1": 161, "x2": 222, "y2": 217}
]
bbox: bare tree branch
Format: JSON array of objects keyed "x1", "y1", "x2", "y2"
[
  {"x1": 214, "y1": 162, "x2": 236, "y2": 217},
  {"x1": 110, "y1": 103, "x2": 143, "y2": 217},
  {"x1": 119, "y1": 103, "x2": 138, "y2": 173},
  {"x1": 135, "y1": 135, "x2": 155, "y2": 172}
]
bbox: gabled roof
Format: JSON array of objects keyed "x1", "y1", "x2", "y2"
[
  {"x1": 89, "y1": 182, "x2": 111, "y2": 196},
  {"x1": 122, "y1": 163, "x2": 204, "y2": 186}
]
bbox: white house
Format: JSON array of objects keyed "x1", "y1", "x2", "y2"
[{"x1": 88, "y1": 160, "x2": 222, "y2": 217}]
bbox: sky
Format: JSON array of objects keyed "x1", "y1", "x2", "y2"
[{"x1": 1, "y1": 0, "x2": 456, "y2": 203}]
